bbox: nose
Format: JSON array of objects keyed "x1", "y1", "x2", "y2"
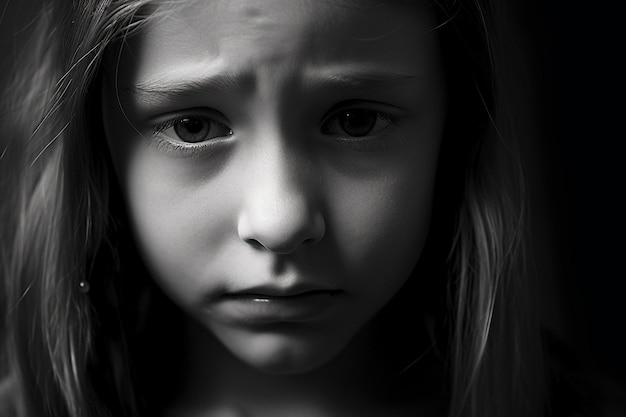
[{"x1": 237, "y1": 148, "x2": 325, "y2": 255}]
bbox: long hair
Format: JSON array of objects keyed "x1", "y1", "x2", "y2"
[
  {"x1": 435, "y1": 1, "x2": 548, "y2": 416},
  {"x1": 1, "y1": 2, "x2": 153, "y2": 416},
  {"x1": 0, "y1": 1, "x2": 547, "y2": 416}
]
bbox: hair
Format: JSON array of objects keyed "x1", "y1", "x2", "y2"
[{"x1": 0, "y1": 0, "x2": 548, "y2": 416}]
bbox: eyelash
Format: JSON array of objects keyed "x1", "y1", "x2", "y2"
[
  {"x1": 150, "y1": 105, "x2": 400, "y2": 156},
  {"x1": 151, "y1": 113, "x2": 233, "y2": 157}
]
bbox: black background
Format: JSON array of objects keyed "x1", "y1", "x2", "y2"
[
  {"x1": 535, "y1": 0, "x2": 626, "y2": 385},
  {"x1": 1, "y1": 0, "x2": 625, "y2": 386}
]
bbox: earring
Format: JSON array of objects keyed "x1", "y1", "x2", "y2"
[{"x1": 78, "y1": 280, "x2": 90, "y2": 293}]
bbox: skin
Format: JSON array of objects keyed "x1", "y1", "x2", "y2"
[{"x1": 101, "y1": 0, "x2": 446, "y2": 414}]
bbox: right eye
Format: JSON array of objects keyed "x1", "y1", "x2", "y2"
[{"x1": 155, "y1": 116, "x2": 233, "y2": 143}]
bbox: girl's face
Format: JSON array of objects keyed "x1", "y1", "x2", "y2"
[{"x1": 102, "y1": 0, "x2": 445, "y2": 374}]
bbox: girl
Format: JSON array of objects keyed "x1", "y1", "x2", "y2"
[{"x1": 0, "y1": 0, "x2": 600, "y2": 416}]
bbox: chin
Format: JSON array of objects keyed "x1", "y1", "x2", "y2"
[{"x1": 217, "y1": 324, "x2": 352, "y2": 375}]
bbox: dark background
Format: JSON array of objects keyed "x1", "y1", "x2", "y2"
[
  {"x1": 533, "y1": 0, "x2": 626, "y2": 386},
  {"x1": 1, "y1": 0, "x2": 625, "y2": 386}
]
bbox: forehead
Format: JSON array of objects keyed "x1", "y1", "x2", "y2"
[
  {"x1": 112, "y1": 0, "x2": 441, "y2": 96},
  {"x1": 147, "y1": 0, "x2": 434, "y2": 38}
]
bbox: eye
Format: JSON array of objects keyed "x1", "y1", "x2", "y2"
[
  {"x1": 155, "y1": 116, "x2": 233, "y2": 143},
  {"x1": 322, "y1": 108, "x2": 392, "y2": 138}
]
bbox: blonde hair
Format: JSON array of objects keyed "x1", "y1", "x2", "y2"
[
  {"x1": 0, "y1": 1, "x2": 547, "y2": 416},
  {"x1": 441, "y1": 2, "x2": 547, "y2": 415}
]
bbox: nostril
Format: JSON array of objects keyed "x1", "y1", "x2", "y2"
[
  {"x1": 244, "y1": 239, "x2": 265, "y2": 250},
  {"x1": 244, "y1": 236, "x2": 319, "y2": 254}
]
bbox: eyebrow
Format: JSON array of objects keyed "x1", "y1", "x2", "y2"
[
  {"x1": 120, "y1": 73, "x2": 255, "y2": 106},
  {"x1": 120, "y1": 68, "x2": 423, "y2": 106},
  {"x1": 304, "y1": 68, "x2": 424, "y2": 89}
]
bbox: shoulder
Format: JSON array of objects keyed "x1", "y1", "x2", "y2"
[
  {"x1": 0, "y1": 376, "x2": 18, "y2": 417},
  {"x1": 546, "y1": 333, "x2": 626, "y2": 417}
]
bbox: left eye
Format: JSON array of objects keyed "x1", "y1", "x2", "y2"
[
  {"x1": 322, "y1": 108, "x2": 392, "y2": 137},
  {"x1": 156, "y1": 116, "x2": 233, "y2": 143}
]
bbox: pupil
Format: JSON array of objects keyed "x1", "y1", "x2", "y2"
[
  {"x1": 183, "y1": 119, "x2": 204, "y2": 134},
  {"x1": 174, "y1": 117, "x2": 210, "y2": 143},
  {"x1": 339, "y1": 110, "x2": 376, "y2": 137}
]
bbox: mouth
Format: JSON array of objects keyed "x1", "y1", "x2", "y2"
[{"x1": 205, "y1": 287, "x2": 344, "y2": 326}]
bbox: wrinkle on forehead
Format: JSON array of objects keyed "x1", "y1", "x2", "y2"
[{"x1": 109, "y1": 0, "x2": 442, "y2": 106}]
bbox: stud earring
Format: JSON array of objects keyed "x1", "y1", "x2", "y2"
[{"x1": 78, "y1": 280, "x2": 90, "y2": 293}]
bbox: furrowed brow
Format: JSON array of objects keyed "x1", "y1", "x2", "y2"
[
  {"x1": 305, "y1": 68, "x2": 424, "y2": 90},
  {"x1": 118, "y1": 68, "x2": 423, "y2": 107},
  {"x1": 120, "y1": 73, "x2": 255, "y2": 106}
]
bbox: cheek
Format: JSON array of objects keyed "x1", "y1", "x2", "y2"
[
  {"x1": 106, "y1": 130, "x2": 232, "y2": 302},
  {"x1": 324, "y1": 152, "x2": 439, "y2": 306}
]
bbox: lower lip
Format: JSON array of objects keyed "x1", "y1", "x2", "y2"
[{"x1": 206, "y1": 291, "x2": 342, "y2": 326}]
